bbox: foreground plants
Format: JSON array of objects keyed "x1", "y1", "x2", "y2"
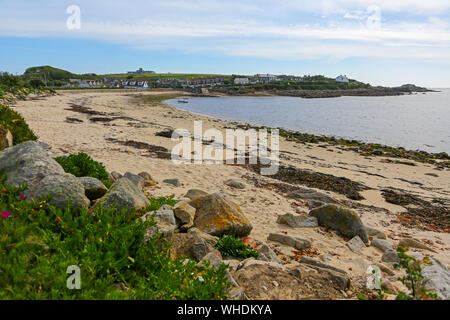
[
  {"x1": 0, "y1": 174, "x2": 230, "y2": 299},
  {"x1": 215, "y1": 235, "x2": 259, "y2": 259}
]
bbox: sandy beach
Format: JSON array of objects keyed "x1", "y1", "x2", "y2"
[{"x1": 11, "y1": 89, "x2": 450, "y2": 296}]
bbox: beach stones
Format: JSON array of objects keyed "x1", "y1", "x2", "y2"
[
  {"x1": 309, "y1": 204, "x2": 369, "y2": 244},
  {"x1": 420, "y1": 257, "x2": 450, "y2": 300},
  {"x1": 224, "y1": 179, "x2": 246, "y2": 189},
  {"x1": 138, "y1": 171, "x2": 158, "y2": 187},
  {"x1": 370, "y1": 239, "x2": 393, "y2": 252},
  {"x1": 173, "y1": 200, "x2": 196, "y2": 229},
  {"x1": 346, "y1": 236, "x2": 366, "y2": 254},
  {"x1": 163, "y1": 178, "x2": 181, "y2": 187},
  {"x1": 381, "y1": 249, "x2": 400, "y2": 263},
  {"x1": 124, "y1": 172, "x2": 145, "y2": 190},
  {"x1": 184, "y1": 189, "x2": 208, "y2": 201},
  {"x1": 79, "y1": 177, "x2": 108, "y2": 200},
  {"x1": 276, "y1": 213, "x2": 318, "y2": 228},
  {"x1": 94, "y1": 177, "x2": 150, "y2": 212},
  {"x1": 189, "y1": 192, "x2": 253, "y2": 237},
  {"x1": 267, "y1": 233, "x2": 311, "y2": 250},
  {"x1": 365, "y1": 226, "x2": 387, "y2": 239}
]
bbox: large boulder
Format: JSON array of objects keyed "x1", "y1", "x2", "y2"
[
  {"x1": 189, "y1": 192, "x2": 252, "y2": 237},
  {"x1": 309, "y1": 204, "x2": 369, "y2": 244},
  {"x1": 169, "y1": 233, "x2": 221, "y2": 262},
  {"x1": 0, "y1": 126, "x2": 13, "y2": 151},
  {"x1": 26, "y1": 173, "x2": 90, "y2": 210},
  {"x1": 94, "y1": 177, "x2": 150, "y2": 212},
  {"x1": 0, "y1": 142, "x2": 89, "y2": 210},
  {"x1": 420, "y1": 257, "x2": 450, "y2": 300},
  {"x1": 79, "y1": 177, "x2": 108, "y2": 200},
  {"x1": 173, "y1": 200, "x2": 196, "y2": 229}
]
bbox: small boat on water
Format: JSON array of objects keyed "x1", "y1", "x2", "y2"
[{"x1": 178, "y1": 97, "x2": 189, "y2": 103}]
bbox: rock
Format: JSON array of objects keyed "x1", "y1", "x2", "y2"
[
  {"x1": 299, "y1": 256, "x2": 348, "y2": 275},
  {"x1": 224, "y1": 179, "x2": 246, "y2": 189},
  {"x1": 150, "y1": 208, "x2": 177, "y2": 225},
  {"x1": 371, "y1": 239, "x2": 393, "y2": 253},
  {"x1": 189, "y1": 192, "x2": 252, "y2": 237},
  {"x1": 223, "y1": 259, "x2": 241, "y2": 272},
  {"x1": 170, "y1": 233, "x2": 221, "y2": 262},
  {"x1": 187, "y1": 227, "x2": 219, "y2": 246},
  {"x1": 227, "y1": 287, "x2": 247, "y2": 300},
  {"x1": 173, "y1": 201, "x2": 196, "y2": 229},
  {"x1": 376, "y1": 263, "x2": 395, "y2": 276},
  {"x1": 110, "y1": 171, "x2": 122, "y2": 182},
  {"x1": 420, "y1": 257, "x2": 450, "y2": 300},
  {"x1": 0, "y1": 141, "x2": 65, "y2": 188},
  {"x1": 276, "y1": 213, "x2": 318, "y2": 228},
  {"x1": 184, "y1": 189, "x2": 208, "y2": 201},
  {"x1": 309, "y1": 204, "x2": 369, "y2": 244},
  {"x1": 138, "y1": 171, "x2": 157, "y2": 187},
  {"x1": 79, "y1": 177, "x2": 108, "y2": 200},
  {"x1": 123, "y1": 172, "x2": 144, "y2": 190},
  {"x1": 163, "y1": 178, "x2": 180, "y2": 187},
  {"x1": 346, "y1": 236, "x2": 366, "y2": 254},
  {"x1": 93, "y1": 177, "x2": 150, "y2": 212},
  {"x1": 381, "y1": 279, "x2": 398, "y2": 294},
  {"x1": 241, "y1": 236, "x2": 257, "y2": 250},
  {"x1": 238, "y1": 259, "x2": 285, "y2": 271},
  {"x1": 315, "y1": 267, "x2": 350, "y2": 291},
  {"x1": 267, "y1": 233, "x2": 311, "y2": 250},
  {"x1": 307, "y1": 200, "x2": 326, "y2": 209},
  {"x1": 26, "y1": 173, "x2": 90, "y2": 210},
  {"x1": 257, "y1": 244, "x2": 283, "y2": 264},
  {"x1": 0, "y1": 126, "x2": 13, "y2": 150},
  {"x1": 365, "y1": 226, "x2": 387, "y2": 239},
  {"x1": 199, "y1": 252, "x2": 223, "y2": 271},
  {"x1": 382, "y1": 249, "x2": 400, "y2": 263},
  {"x1": 287, "y1": 190, "x2": 337, "y2": 204},
  {"x1": 399, "y1": 238, "x2": 436, "y2": 252}
]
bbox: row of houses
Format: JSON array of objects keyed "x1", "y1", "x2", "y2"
[
  {"x1": 67, "y1": 79, "x2": 149, "y2": 89},
  {"x1": 157, "y1": 77, "x2": 225, "y2": 88},
  {"x1": 233, "y1": 74, "x2": 350, "y2": 85}
]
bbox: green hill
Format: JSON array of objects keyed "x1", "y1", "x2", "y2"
[{"x1": 23, "y1": 66, "x2": 82, "y2": 85}]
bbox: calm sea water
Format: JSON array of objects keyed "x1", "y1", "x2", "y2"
[{"x1": 165, "y1": 89, "x2": 450, "y2": 154}]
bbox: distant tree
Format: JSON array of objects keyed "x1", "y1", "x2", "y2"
[
  {"x1": 0, "y1": 72, "x2": 21, "y2": 89},
  {"x1": 29, "y1": 79, "x2": 45, "y2": 89}
]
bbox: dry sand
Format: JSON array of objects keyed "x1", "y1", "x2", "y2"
[{"x1": 12, "y1": 89, "x2": 450, "y2": 295}]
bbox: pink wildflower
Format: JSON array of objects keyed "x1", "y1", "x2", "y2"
[{"x1": 1, "y1": 211, "x2": 11, "y2": 219}]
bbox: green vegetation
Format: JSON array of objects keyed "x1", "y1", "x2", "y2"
[
  {"x1": 54, "y1": 153, "x2": 111, "y2": 188},
  {"x1": 22, "y1": 66, "x2": 79, "y2": 87},
  {"x1": 0, "y1": 174, "x2": 231, "y2": 299},
  {"x1": 394, "y1": 246, "x2": 439, "y2": 300},
  {"x1": 215, "y1": 235, "x2": 259, "y2": 259},
  {"x1": 0, "y1": 104, "x2": 38, "y2": 145},
  {"x1": 143, "y1": 94, "x2": 187, "y2": 104}
]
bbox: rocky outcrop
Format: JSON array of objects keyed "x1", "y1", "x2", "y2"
[
  {"x1": 79, "y1": 177, "x2": 108, "y2": 200},
  {"x1": 309, "y1": 204, "x2": 369, "y2": 244},
  {"x1": 0, "y1": 126, "x2": 13, "y2": 150},
  {"x1": 189, "y1": 192, "x2": 252, "y2": 237},
  {"x1": 0, "y1": 142, "x2": 89, "y2": 210},
  {"x1": 276, "y1": 213, "x2": 318, "y2": 228},
  {"x1": 93, "y1": 177, "x2": 150, "y2": 212}
]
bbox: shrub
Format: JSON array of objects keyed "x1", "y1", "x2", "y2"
[
  {"x1": 0, "y1": 104, "x2": 38, "y2": 145},
  {"x1": 54, "y1": 153, "x2": 111, "y2": 188},
  {"x1": 0, "y1": 174, "x2": 231, "y2": 299},
  {"x1": 215, "y1": 235, "x2": 259, "y2": 259}
]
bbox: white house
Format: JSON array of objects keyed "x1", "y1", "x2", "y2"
[
  {"x1": 234, "y1": 78, "x2": 249, "y2": 85},
  {"x1": 122, "y1": 80, "x2": 149, "y2": 89},
  {"x1": 336, "y1": 75, "x2": 349, "y2": 83},
  {"x1": 254, "y1": 74, "x2": 278, "y2": 84}
]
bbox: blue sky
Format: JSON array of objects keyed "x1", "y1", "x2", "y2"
[{"x1": 1, "y1": 0, "x2": 450, "y2": 87}]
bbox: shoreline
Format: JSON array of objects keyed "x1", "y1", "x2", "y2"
[{"x1": 10, "y1": 89, "x2": 449, "y2": 297}]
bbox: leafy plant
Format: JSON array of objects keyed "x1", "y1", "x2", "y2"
[
  {"x1": 54, "y1": 153, "x2": 111, "y2": 188},
  {"x1": 0, "y1": 104, "x2": 38, "y2": 145},
  {"x1": 215, "y1": 235, "x2": 259, "y2": 259},
  {"x1": 393, "y1": 246, "x2": 439, "y2": 300},
  {"x1": 0, "y1": 174, "x2": 230, "y2": 299}
]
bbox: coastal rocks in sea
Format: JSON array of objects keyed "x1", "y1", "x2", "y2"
[
  {"x1": 79, "y1": 177, "x2": 108, "y2": 200},
  {"x1": 346, "y1": 236, "x2": 366, "y2": 254},
  {"x1": 0, "y1": 142, "x2": 89, "y2": 210},
  {"x1": 184, "y1": 189, "x2": 208, "y2": 201},
  {"x1": 258, "y1": 244, "x2": 283, "y2": 265},
  {"x1": 370, "y1": 239, "x2": 393, "y2": 253},
  {"x1": 224, "y1": 179, "x2": 246, "y2": 189},
  {"x1": 309, "y1": 204, "x2": 369, "y2": 244},
  {"x1": 93, "y1": 177, "x2": 150, "y2": 212},
  {"x1": 123, "y1": 172, "x2": 145, "y2": 190},
  {"x1": 381, "y1": 249, "x2": 400, "y2": 263},
  {"x1": 365, "y1": 226, "x2": 387, "y2": 240},
  {"x1": 267, "y1": 233, "x2": 311, "y2": 250},
  {"x1": 169, "y1": 233, "x2": 221, "y2": 262},
  {"x1": 0, "y1": 126, "x2": 13, "y2": 150},
  {"x1": 420, "y1": 257, "x2": 450, "y2": 300},
  {"x1": 163, "y1": 178, "x2": 181, "y2": 187},
  {"x1": 26, "y1": 173, "x2": 90, "y2": 210},
  {"x1": 399, "y1": 238, "x2": 436, "y2": 252},
  {"x1": 173, "y1": 201, "x2": 196, "y2": 229},
  {"x1": 138, "y1": 171, "x2": 158, "y2": 187},
  {"x1": 276, "y1": 213, "x2": 318, "y2": 228},
  {"x1": 189, "y1": 192, "x2": 253, "y2": 237}
]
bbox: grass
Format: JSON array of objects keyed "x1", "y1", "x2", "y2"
[
  {"x1": 0, "y1": 174, "x2": 231, "y2": 299},
  {"x1": 142, "y1": 94, "x2": 187, "y2": 104},
  {"x1": 215, "y1": 235, "x2": 259, "y2": 259}
]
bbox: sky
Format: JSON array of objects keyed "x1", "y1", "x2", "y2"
[{"x1": 1, "y1": 0, "x2": 450, "y2": 87}]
